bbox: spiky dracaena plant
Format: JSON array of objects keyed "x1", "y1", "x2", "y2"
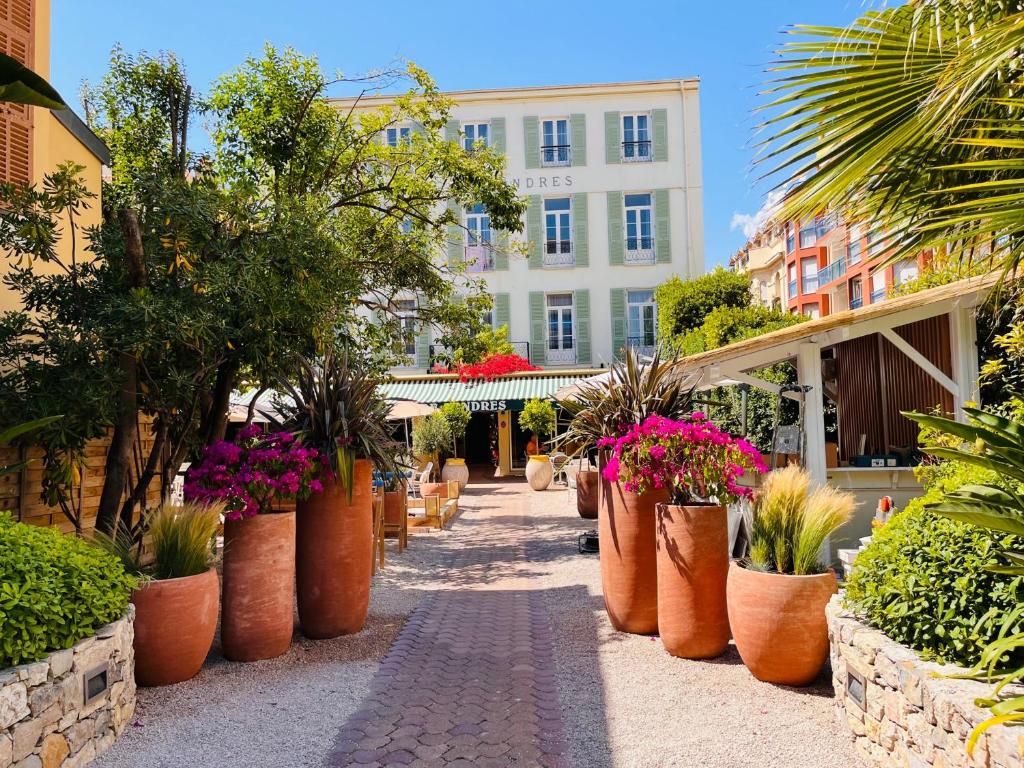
[
  {"x1": 277, "y1": 348, "x2": 400, "y2": 502},
  {"x1": 556, "y1": 349, "x2": 695, "y2": 457},
  {"x1": 748, "y1": 465, "x2": 853, "y2": 575}
]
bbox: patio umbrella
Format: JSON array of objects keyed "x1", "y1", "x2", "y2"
[{"x1": 387, "y1": 399, "x2": 437, "y2": 453}]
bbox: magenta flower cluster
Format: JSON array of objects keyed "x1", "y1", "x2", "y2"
[
  {"x1": 184, "y1": 425, "x2": 325, "y2": 521},
  {"x1": 599, "y1": 413, "x2": 768, "y2": 506}
]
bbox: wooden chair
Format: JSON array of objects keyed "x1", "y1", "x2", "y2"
[
  {"x1": 371, "y1": 492, "x2": 385, "y2": 573},
  {"x1": 382, "y1": 486, "x2": 408, "y2": 551}
]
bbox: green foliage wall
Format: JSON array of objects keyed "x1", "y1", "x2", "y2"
[
  {"x1": 0, "y1": 514, "x2": 136, "y2": 667},
  {"x1": 655, "y1": 267, "x2": 752, "y2": 341}
]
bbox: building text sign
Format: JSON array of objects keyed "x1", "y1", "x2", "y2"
[
  {"x1": 431, "y1": 399, "x2": 523, "y2": 413},
  {"x1": 509, "y1": 175, "x2": 574, "y2": 191}
]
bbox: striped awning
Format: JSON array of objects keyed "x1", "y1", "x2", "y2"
[{"x1": 379, "y1": 373, "x2": 595, "y2": 408}]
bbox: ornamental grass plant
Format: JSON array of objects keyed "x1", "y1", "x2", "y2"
[
  {"x1": 147, "y1": 502, "x2": 223, "y2": 580},
  {"x1": 747, "y1": 465, "x2": 854, "y2": 575}
]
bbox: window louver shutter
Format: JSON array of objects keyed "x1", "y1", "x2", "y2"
[
  {"x1": 529, "y1": 292, "x2": 545, "y2": 366},
  {"x1": 493, "y1": 293, "x2": 510, "y2": 331},
  {"x1": 526, "y1": 195, "x2": 542, "y2": 269},
  {"x1": 610, "y1": 288, "x2": 626, "y2": 362},
  {"x1": 523, "y1": 116, "x2": 539, "y2": 170},
  {"x1": 490, "y1": 117, "x2": 506, "y2": 154},
  {"x1": 652, "y1": 108, "x2": 668, "y2": 162},
  {"x1": 446, "y1": 200, "x2": 463, "y2": 268},
  {"x1": 654, "y1": 189, "x2": 671, "y2": 264},
  {"x1": 0, "y1": 0, "x2": 33, "y2": 185},
  {"x1": 415, "y1": 295, "x2": 431, "y2": 369},
  {"x1": 572, "y1": 193, "x2": 588, "y2": 268},
  {"x1": 445, "y1": 119, "x2": 460, "y2": 143},
  {"x1": 604, "y1": 111, "x2": 620, "y2": 165},
  {"x1": 494, "y1": 230, "x2": 509, "y2": 271},
  {"x1": 570, "y1": 113, "x2": 586, "y2": 166},
  {"x1": 575, "y1": 289, "x2": 591, "y2": 365},
  {"x1": 606, "y1": 191, "x2": 624, "y2": 265}
]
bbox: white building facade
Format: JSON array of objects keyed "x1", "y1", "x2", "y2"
[{"x1": 343, "y1": 79, "x2": 704, "y2": 372}]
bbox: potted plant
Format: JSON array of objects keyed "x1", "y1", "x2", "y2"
[
  {"x1": 412, "y1": 412, "x2": 453, "y2": 497},
  {"x1": 278, "y1": 348, "x2": 399, "y2": 639},
  {"x1": 602, "y1": 413, "x2": 766, "y2": 657},
  {"x1": 185, "y1": 427, "x2": 322, "y2": 661},
  {"x1": 97, "y1": 502, "x2": 223, "y2": 686},
  {"x1": 519, "y1": 398, "x2": 557, "y2": 491},
  {"x1": 727, "y1": 464, "x2": 853, "y2": 685},
  {"x1": 557, "y1": 351, "x2": 694, "y2": 633},
  {"x1": 439, "y1": 401, "x2": 471, "y2": 489}
]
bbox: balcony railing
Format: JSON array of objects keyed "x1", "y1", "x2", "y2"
[
  {"x1": 622, "y1": 140, "x2": 652, "y2": 162},
  {"x1": 626, "y1": 336, "x2": 657, "y2": 359},
  {"x1": 428, "y1": 341, "x2": 531, "y2": 372},
  {"x1": 464, "y1": 244, "x2": 494, "y2": 272},
  {"x1": 543, "y1": 240, "x2": 575, "y2": 267},
  {"x1": 817, "y1": 256, "x2": 846, "y2": 286},
  {"x1": 624, "y1": 237, "x2": 655, "y2": 264},
  {"x1": 850, "y1": 296, "x2": 863, "y2": 310},
  {"x1": 545, "y1": 346, "x2": 576, "y2": 365},
  {"x1": 870, "y1": 288, "x2": 886, "y2": 304},
  {"x1": 540, "y1": 144, "x2": 571, "y2": 167}
]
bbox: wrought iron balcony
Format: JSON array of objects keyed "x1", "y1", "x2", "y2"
[
  {"x1": 622, "y1": 140, "x2": 652, "y2": 162},
  {"x1": 543, "y1": 240, "x2": 575, "y2": 267},
  {"x1": 624, "y1": 237, "x2": 655, "y2": 264},
  {"x1": 626, "y1": 336, "x2": 657, "y2": 359},
  {"x1": 540, "y1": 144, "x2": 571, "y2": 167},
  {"x1": 545, "y1": 346, "x2": 576, "y2": 365}
]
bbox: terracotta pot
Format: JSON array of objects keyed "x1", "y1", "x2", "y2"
[
  {"x1": 525, "y1": 455, "x2": 553, "y2": 490},
  {"x1": 727, "y1": 562, "x2": 838, "y2": 686},
  {"x1": 441, "y1": 458, "x2": 469, "y2": 490},
  {"x1": 296, "y1": 460, "x2": 373, "y2": 639},
  {"x1": 599, "y1": 475, "x2": 668, "y2": 634},
  {"x1": 221, "y1": 512, "x2": 295, "y2": 662},
  {"x1": 420, "y1": 481, "x2": 448, "y2": 499},
  {"x1": 655, "y1": 503, "x2": 730, "y2": 659},
  {"x1": 131, "y1": 568, "x2": 218, "y2": 686},
  {"x1": 576, "y1": 470, "x2": 599, "y2": 519}
]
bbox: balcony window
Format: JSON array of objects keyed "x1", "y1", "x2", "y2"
[
  {"x1": 785, "y1": 222, "x2": 795, "y2": 253},
  {"x1": 869, "y1": 271, "x2": 886, "y2": 303},
  {"x1": 815, "y1": 213, "x2": 835, "y2": 239},
  {"x1": 849, "y1": 277, "x2": 863, "y2": 310},
  {"x1": 624, "y1": 193, "x2": 654, "y2": 264},
  {"x1": 803, "y1": 303, "x2": 820, "y2": 320},
  {"x1": 622, "y1": 113, "x2": 652, "y2": 162},
  {"x1": 462, "y1": 122, "x2": 489, "y2": 151},
  {"x1": 893, "y1": 259, "x2": 919, "y2": 286},
  {"x1": 546, "y1": 293, "x2": 575, "y2": 364},
  {"x1": 541, "y1": 118, "x2": 570, "y2": 166},
  {"x1": 867, "y1": 230, "x2": 886, "y2": 257},
  {"x1": 626, "y1": 289, "x2": 657, "y2": 356},
  {"x1": 800, "y1": 257, "x2": 818, "y2": 294},
  {"x1": 543, "y1": 197, "x2": 573, "y2": 267},
  {"x1": 798, "y1": 217, "x2": 817, "y2": 249},
  {"x1": 386, "y1": 126, "x2": 410, "y2": 147},
  {"x1": 847, "y1": 237, "x2": 862, "y2": 265},
  {"x1": 465, "y1": 204, "x2": 493, "y2": 272},
  {"x1": 395, "y1": 299, "x2": 417, "y2": 358}
]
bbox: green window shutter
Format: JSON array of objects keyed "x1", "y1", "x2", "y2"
[
  {"x1": 447, "y1": 199, "x2": 464, "y2": 268},
  {"x1": 652, "y1": 108, "x2": 668, "y2": 162},
  {"x1": 526, "y1": 195, "x2": 543, "y2": 269},
  {"x1": 523, "y1": 116, "x2": 540, "y2": 170},
  {"x1": 610, "y1": 288, "x2": 626, "y2": 362},
  {"x1": 491, "y1": 117, "x2": 506, "y2": 154},
  {"x1": 529, "y1": 292, "x2": 546, "y2": 366},
  {"x1": 654, "y1": 189, "x2": 671, "y2": 264},
  {"x1": 445, "y1": 119, "x2": 460, "y2": 143},
  {"x1": 415, "y1": 295, "x2": 431, "y2": 369},
  {"x1": 410, "y1": 121, "x2": 425, "y2": 136},
  {"x1": 570, "y1": 113, "x2": 586, "y2": 167},
  {"x1": 572, "y1": 193, "x2": 589, "y2": 268},
  {"x1": 494, "y1": 230, "x2": 509, "y2": 270},
  {"x1": 493, "y1": 293, "x2": 510, "y2": 330},
  {"x1": 607, "y1": 191, "x2": 624, "y2": 265},
  {"x1": 575, "y1": 289, "x2": 591, "y2": 365},
  {"x1": 604, "y1": 111, "x2": 621, "y2": 164}
]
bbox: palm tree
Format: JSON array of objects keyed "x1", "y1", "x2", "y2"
[{"x1": 759, "y1": 1, "x2": 1024, "y2": 272}]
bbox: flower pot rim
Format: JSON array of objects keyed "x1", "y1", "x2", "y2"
[
  {"x1": 730, "y1": 560, "x2": 837, "y2": 580},
  {"x1": 446, "y1": 457, "x2": 466, "y2": 465},
  {"x1": 528, "y1": 455, "x2": 550, "y2": 462},
  {"x1": 655, "y1": 501, "x2": 725, "y2": 511},
  {"x1": 134, "y1": 565, "x2": 218, "y2": 590}
]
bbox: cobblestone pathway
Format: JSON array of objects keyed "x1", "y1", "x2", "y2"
[{"x1": 326, "y1": 486, "x2": 571, "y2": 768}]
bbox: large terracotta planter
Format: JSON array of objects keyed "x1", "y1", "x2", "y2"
[
  {"x1": 727, "y1": 562, "x2": 838, "y2": 686},
  {"x1": 420, "y1": 481, "x2": 449, "y2": 499},
  {"x1": 655, "y1": 503, "x2": 730, "y2": 659},
  {"x1": 221, "y1": 512, "x2": 295, "y2": 662},
  {"x1": 441, "y1": 457, "x2": 469, "y2": 490},
  {"x1": 131, "y1": 567, "x2": 219, "y2": 686},
  {"x1": 576, "y1": 470, "x2": 599, "y2": 519},
  {"x1": 525, "y1": 455, "x2": 553, "y2": 490},
  {"x1": 599, "y1": 476, "x2": 668, "y2": 634},
  {"x1": 296, "y1": 459, "x2": 373, "y2": 639}
]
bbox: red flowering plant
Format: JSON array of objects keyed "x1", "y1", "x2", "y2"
[
  {"x1": 599, "y1": 413, "x2": 768, "y2": 506},
  {"x1": 184, "y1": 425, "x2": 324, "y2": 521},
  {"x1": 456, "y1": 353, "x2": 539, "y2": 382}
]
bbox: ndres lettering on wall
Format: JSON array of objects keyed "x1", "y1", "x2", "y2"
[
  {"x1": 509, "y1": 175, "x2": 573, "y2": 191},
  {"x1": 431, "y1": 400, "x2": 524, "y2": 413}
]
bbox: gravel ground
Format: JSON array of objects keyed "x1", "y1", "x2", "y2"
[{"x1": 96, "y1": 476, "x2": 866, "y2": 768}]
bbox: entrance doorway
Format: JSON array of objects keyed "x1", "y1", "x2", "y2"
[{"x1": 465, "y1": 412, "x2": 496, "y2": 467}]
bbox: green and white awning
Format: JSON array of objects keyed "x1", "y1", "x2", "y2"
[{"x1": 380, "y1": 372, "x2": 598, "y2": 412}]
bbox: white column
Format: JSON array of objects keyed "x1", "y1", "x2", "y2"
[
  {"x1": 796, "y1": 342, "x2": 832, "y2": 564},
  {"x1": 949, "y1": 307, "x2": 980, "y2": 417}
]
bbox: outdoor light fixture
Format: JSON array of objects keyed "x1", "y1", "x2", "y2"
[
  {"x1": 83, "y1": 664, "x2": 110, "y2": 706},
  {"x1": 846, "y1": 667, "x2": 866, "y2": 711}
]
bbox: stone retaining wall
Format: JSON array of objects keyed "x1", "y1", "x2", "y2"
[
  {"x1": 827, "y1": 595, "x2": 1022, "y2": 768},
  {"x1": 0, "y1": 608, "x2": 136, "y2": 768}
]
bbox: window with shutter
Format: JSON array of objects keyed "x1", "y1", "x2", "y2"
[{"x1": 0, "y1": 0, "x2": 32, "y2": 185}]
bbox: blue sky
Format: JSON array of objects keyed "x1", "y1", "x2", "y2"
[{"x1": 51, "y1": 0, "x2": 866, "y2": 269}]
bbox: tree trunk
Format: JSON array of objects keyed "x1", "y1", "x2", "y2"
[
  {"x1": 203, "y1": 357, "x2": 239, "y2": 446},
  {"x1": 95, "y1": 209, "x2": 147, "y2": 535}
]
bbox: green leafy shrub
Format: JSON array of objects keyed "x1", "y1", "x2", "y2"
[
  {"x1": 519, "y1": 398, "x2": 556, "y2": 441},
  {"x1": 0, "y1": 514, "x2": 136, "y2": 667},
  {"x1": 412, "y1": 413, "x2": 452, "y2": 458},
  {"x1": 655, "y1": 268, "x2": 751, "y2": 340},
  {"x1": 845, "y1": 461, "x2": 1024, "y2": 666}
]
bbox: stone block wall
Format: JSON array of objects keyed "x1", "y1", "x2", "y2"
[
  {"x1": 0, "y1": 608, "x2": 136, "y2": 768},
  {"x1": 827, "y1": 596, "x2": 1022, "y2": 768}
]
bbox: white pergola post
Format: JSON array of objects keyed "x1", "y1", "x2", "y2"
[
  {"x1": 796, "y1": 342, "x2": 831, "y2": 564},
  {"x1": 949, "y1": 306, "x2": 980, "y2": 417}
]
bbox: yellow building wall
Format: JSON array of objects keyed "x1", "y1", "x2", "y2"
[{"x1": 0, "y1": 0, "x2": 104, "y2": 312}]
